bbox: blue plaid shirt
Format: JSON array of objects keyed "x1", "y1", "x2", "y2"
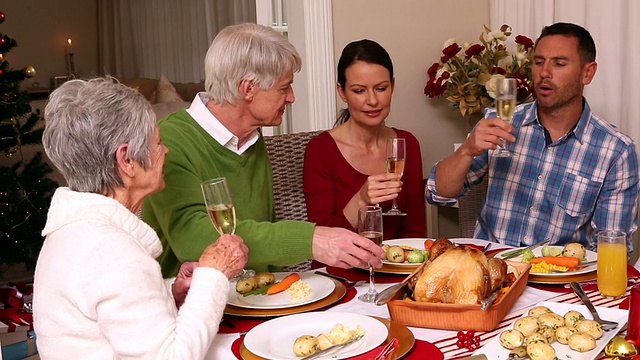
[{"x1": 426, "y1": 99, "x2": 639, "y2": 252}]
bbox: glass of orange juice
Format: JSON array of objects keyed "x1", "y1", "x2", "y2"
[{"x1": 597, "y1": 230, "x2": 628, "y2": 297}]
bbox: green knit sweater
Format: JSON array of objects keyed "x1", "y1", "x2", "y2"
[{"x1": 142, "y1": 110, "x2": 315, "y2": 277}]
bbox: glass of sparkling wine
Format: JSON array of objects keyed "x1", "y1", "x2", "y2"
[
  {"x1": 495, "y1": 78, "x2": 517, "y2": 157},
  {"x1": 597, "y1": 230, "x2": 627, "y2": 298},
  {"x1": 358, "y1": 205, "x2": 384, "y2": 303},
  {"x1": 201, "y1": 177, "x2": 236, "y2": 235},
  {"x1": 201, "y1": 177, "x2": 252, "y2": 279},
  {"x1": 383, "y1": 138, "x2": 406, "y2": 216}
]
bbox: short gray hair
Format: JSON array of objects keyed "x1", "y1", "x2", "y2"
[
  {"x1": 43, "y1": 77, "x2": 156, "y2": 194},
  {"x1": 204, "y1": 23, "x2": 302, "y2": 104}
]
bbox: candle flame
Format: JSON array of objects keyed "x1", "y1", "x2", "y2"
[{"x1": 67, "y1": 38, "x2": 72, "y2": 46}]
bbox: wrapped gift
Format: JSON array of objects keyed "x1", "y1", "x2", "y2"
[
  {"x1": 1, "y1": 330, "x2": 37, "y2": 360},
  {"x1": 1, "y1": 282, "x2": 36, "y2": 359}
]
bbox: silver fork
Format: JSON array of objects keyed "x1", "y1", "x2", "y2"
[
  {"x1": 314, "y1": 271, "x2": 365, "y2": 288},
  {"x1": 569, "y1": 282, "x2": 619, "y2": 331}
]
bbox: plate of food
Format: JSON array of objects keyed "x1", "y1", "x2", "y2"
[
  {"x1": 227, "y1": 272, "x2": 335, "y2": 309},
  {"x1": 381, "y1": 238, "x2": 429, "y2": 267},
  {"x1": 494, "y1": 243, "x2": 597, "y2": 277},
  {"x1": 473, "y1": 301, "x2": 628, "y2": 359},
  {"x1": 243, "y1": 311, "x2": 388, "y2": 360}
]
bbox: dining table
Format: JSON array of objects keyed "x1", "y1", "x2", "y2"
[{"x1": 206, "y1": 238, "x2": 640, "y2": 359}]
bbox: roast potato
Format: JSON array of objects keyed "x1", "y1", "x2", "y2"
[
  {"x1": 528, "y1": 306, "x2": 553, "y2": 318},
  {"x1": 536, "y1": 325, "x2": 556, "y2": 343},
  {"x1": 562, "y1": 243, "x2": 586, "y2": 259},
  {"x1": 499, "y1": 329, "x2": 525, "y2": 349},
  {"x1": 514, "y1": 316, "x2": 540, "y2": 337},
  {"x1": 527, "y1": 341, "x2": 556, "y2": 360},
  {"x1": 575, "y1": 319, "x2": 603, "y2": 340},
  {"x1": 568, "y1": 332, "x2": 597, "y2": 352},
  {"x1": 537, "y1": 313, "x2": 565, "y2": 329},
  {"x1": 555, "y1": 326, "x2": 577, "y2": 345},
  {"x1": 293, "y1": 335, "x2": 319, "y2": 357},
  {"x1": 255, "y1": 272, "x2": 276, "y2": 287},
  {"x1": 235, "y1": 277, "x2": 258, "y2": 294},
  {"x1": 564, "y1": 310, "x2": 585, "y2": 327}
]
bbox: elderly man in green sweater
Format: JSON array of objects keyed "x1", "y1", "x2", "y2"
[{"x1": 142, "y1": 23, "x2": 386, "y2": 277}]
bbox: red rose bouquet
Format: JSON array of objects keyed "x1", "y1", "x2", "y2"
[{"x1": 424, "y1": 25, "x2": 535, "y2": 118}]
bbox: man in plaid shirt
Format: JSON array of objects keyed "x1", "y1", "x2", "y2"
[{"x1": 426, "y1": 22, "x2": 638, "y2": 252}]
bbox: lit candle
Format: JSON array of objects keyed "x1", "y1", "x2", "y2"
[{"x1": 65, "y1": 38, "x2": 76, "y2": 77}]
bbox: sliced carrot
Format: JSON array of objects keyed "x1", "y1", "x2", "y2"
[
  {"x1": 529, "y1": 256, "x2": 581, "y2": 268},
  {"x1": 266, "y1": 273, "x2": 301, "y2": 295},
  {"x1": 424, "y1": 239, "x2": 435, "y2": 250}
]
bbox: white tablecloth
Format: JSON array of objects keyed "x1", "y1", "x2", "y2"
[{"x1": 206, "y1": 238, "x2": 631, "y2": 359}]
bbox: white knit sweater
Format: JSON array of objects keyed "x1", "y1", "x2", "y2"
[{"x1": 33, "y1": 188, "x2": 229, "y2": 359}]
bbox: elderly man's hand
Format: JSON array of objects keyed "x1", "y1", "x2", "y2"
[
  {"x1": 199, "y1": 234, "x2": 249, "y2": 279},
  {"x1": 460, "y1": 117, "x2": 516, "y2": 158},
  {"x1": 311, "y1": 226, "x2": 385, "y2": 269}
]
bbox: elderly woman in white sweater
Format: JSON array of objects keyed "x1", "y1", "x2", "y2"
[{"x1": 33, "y1": 77, "x2": 248, "y2": 359}]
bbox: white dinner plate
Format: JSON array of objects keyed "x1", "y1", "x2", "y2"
[
  {"x1": 244, "y1": 311, "x2": 388, "y2": 360},
  {"x1": 474, "y1": 301, "x2": 628, "y2": 359},
  {"x1": 494, "y1": 246, "x2": 597, "y2": 276},
  {"x1": 381, "y1": 238, "x2": 427, "y2": 267},
  {"x1": 227, "y1": 272, "x2": 335, "y2": 309}
]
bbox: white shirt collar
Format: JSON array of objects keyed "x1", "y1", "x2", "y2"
[{"x1": 186, "y1": 92, "x2": 260, "y2": 155}]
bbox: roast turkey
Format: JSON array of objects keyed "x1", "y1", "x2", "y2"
[{"x1": 413, "y1": 243, "x2": 507, "y2": 304}]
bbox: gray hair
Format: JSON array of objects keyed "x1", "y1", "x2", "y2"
[
  {"x1": 204, "y1": 22, "x2": 302, "y2": 104},
  {"x1": 43, "y1": 77, "x2": 156, "y2": 194}
]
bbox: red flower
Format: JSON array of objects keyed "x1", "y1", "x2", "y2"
[
  {"x1": 427, "y1": 62, "x2": 440, "y2": 77},
  {"x1": 424, "y1": 75, "x2": 449, "y2": 98},
  {"x1": 491, "y1": 66, "x2": 506, "y2": 75},
  {"x1": 515, "y1": 35, "x2": 534, "y2": 51},
  {"x1": 441, "y1": 43, "x2": 462, "y2": 63},
  {"x1": 464, "y1": 44, "x2": 485, "y2": 59}
]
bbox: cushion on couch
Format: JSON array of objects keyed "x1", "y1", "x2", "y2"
[{"x1": 156, "y1": 74, "x2": 183, "y2": 103}]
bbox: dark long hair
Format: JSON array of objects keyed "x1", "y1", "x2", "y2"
[{"x1": 335, "y1": 39, "x2": 394, "y2": 126}]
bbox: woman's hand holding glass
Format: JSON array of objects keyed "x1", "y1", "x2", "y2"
[
  {"x1": 198, "y1": 234, "x2": 249, "y2": 279},
  {"x1": 357, "y1": 173, "x2": 402, "y2": 206}
]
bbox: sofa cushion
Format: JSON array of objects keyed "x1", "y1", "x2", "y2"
[{"x1": 156, "y1": 74, "x2": 183, "y2": 103}]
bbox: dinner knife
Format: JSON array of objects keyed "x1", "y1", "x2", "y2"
[{"x1": 301, "y1": 334, "x2": 364, "y2": 360}]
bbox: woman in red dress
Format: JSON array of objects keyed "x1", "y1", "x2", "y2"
[{"x1": 303, "y1": 39, "x2": 425, "y2": 240}]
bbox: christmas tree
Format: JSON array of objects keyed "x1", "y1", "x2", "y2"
[{"x1": 0, "y1": 10, "x2": 57, "y2": 276}]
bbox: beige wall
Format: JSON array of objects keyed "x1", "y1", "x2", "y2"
[
  {"x1": 2, "y1": 0, "x2": 98, "y2": 90},
  {"x1": 332, "y1": 0, "x2": 490, "y2": 236}
]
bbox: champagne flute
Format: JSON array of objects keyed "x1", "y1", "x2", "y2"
[
  {"x1": 357, "y1": 205, "x2": 384, "y2": 303},
  {"x1": 201, "y1": 177, "x2": 237, "y2": 235},
  {"x1": 383, "y1": 138, "x2": 406, "y2": 216},
  {"x1": 201, "y1": 177, "x2": 253, "y2": 279},
  {"x1": 494, "y1": 77, "x2": 517, "y2": 157}
]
